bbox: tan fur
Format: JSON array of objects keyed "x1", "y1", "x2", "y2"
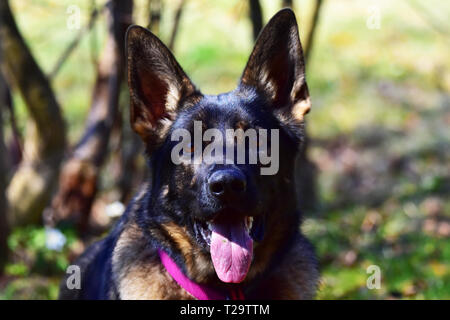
[
  {"x1": 112, "y1": 181, "x2": 316, "y2": 299},
  {"x1": 292, "y1": 97, "x2": 311, "y2": 121},
  {"x1": 253, "y1": 235, "x2": 319, "y2": 299},
  {"x1": 162, "y1": 222, "x2": 215, "y2": 283},
  {"x1": 112, "y1": 221, "x2": 194, "y2": 299},
  {"x1": 112, "y1": 207, "x2": 316, "y2": 299}
]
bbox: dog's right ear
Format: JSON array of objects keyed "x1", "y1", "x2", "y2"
[
  {"x1": 240, "y1": 9, "x2": 310, "y2": 123},
  {"x1": 126, "y1": 26, "x2": 199, "y2": 145}
]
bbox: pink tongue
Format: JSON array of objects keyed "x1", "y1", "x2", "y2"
[{"x1": 210, "y1": 219, "x2": 253, "y2": 283}]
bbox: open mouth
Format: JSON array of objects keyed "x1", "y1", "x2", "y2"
[
  {"x1": 194, "y1": 216, "x2": 254, "y2": 246},
  {"x1": 194, "y1": 215, "x2": 263, "y2": 283}
]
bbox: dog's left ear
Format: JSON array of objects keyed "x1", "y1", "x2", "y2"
[
  {"x1": 240, "y1": 9, "x2": 311, "y2": 121},
  {"x1": 126, "y1": 25, "x2": 199, "y2": 145}
]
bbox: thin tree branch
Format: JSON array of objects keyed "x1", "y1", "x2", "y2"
[
  {"x1": 249, "y1": 0, "x2": 263, "y2": 41},
  {"x1": 89, "y1": 0, "x2": 100, "y2": 70},
  {"x1": 282, "y1": 0, "x2": 293, "y2": 8},
  {"x1": 407, "y1": 0, "x2": 450, "y2": 39},
  {"x1": 168, "y1": 0, "x2": 186, "y2": 51},
  {"x1": 49, "y1": 2, "x2": 108, "y2": 80},
  {"x1": 147, "y1": 0, "x2": 162, "y2": 34},
  {"x1": 304, "y1": 0, "x2": 323, "y2": 64}
]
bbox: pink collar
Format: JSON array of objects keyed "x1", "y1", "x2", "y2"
[{"x1": 158, "y1": 249, "x2": 245, "y2": 300}]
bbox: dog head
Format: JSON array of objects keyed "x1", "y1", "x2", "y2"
[{"x1": 126, "y1": 9, "x2": 310, "y2": 284}]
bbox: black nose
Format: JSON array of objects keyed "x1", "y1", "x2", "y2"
[{"x1": 208, "y1": 169, "x2": 247, "y2": 200}]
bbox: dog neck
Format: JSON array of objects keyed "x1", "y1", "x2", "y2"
[{"x1": 158, "y1": 248, "x2": 245, "y2": 300}]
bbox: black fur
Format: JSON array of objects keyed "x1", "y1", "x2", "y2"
[{"x1": 59, "y1": 9, "x2": 318, "y2": 300}]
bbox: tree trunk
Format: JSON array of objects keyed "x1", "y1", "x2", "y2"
[
  {"x1": 49, "y1": 0, "x2": 133, "y2": 233},
  {"x1": 295, "y1": 0, "x2": 324, "y2": 212},
  {"x1": 282, "y1": 0, "x2": 293, "y2": 8},
  {"x1": 0, "y1": 72, "x2": 9, "y2": 274},
  {"x1": 249, "y1": 0, "x2": 263, "y2": 41},
  {"x1": 114, "y1": 0, "x2": 169, "y2": 203},
  {"x1": 295, "y1": 133, "x2": 317, "y2": 212},
  {"x1": 0, "y1": 0, "x2": 66, "y2": 226}
]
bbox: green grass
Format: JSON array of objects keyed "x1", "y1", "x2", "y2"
[{"x1": 2, "y1": 0, "x2": 449, "y2": 299}]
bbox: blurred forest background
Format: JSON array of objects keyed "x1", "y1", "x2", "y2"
[{"x1": 0, "y1": 0, "x2": 449, "y2": 299}]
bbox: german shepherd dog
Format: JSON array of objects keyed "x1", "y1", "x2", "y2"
[{"x1": 59, "y1": 9, "x2": 318, "y2": 300}]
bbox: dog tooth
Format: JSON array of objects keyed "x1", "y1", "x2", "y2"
[{"x1": 246, "y1": 216, "x2": 253, "y2": 231}]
